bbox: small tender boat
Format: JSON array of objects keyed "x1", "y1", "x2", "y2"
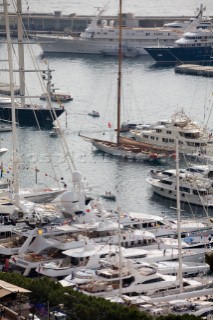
[
  {"x1": 40, "y1": 91, "x2": 73, "y2": 102},
  {"x1": 101, "y1": 192, "x2": 116, "y2": 201},
  {"x1": 40, "y1": 65, "x2": 73, "y2": 103},
  {"x1": 88, "y1": 110, "x2": 100, "y2": 117},
  {"x1": 49, "y1": 126, "x2": 62, "y2": 137},
  {"x1": 0, "y1": 123, "x2": 12, "y2": 132}
]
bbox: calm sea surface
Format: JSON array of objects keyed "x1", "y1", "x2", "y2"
[
  {"x1": 1, "y1": 1, "x2": 213, "y2": 220},
  {"x1": 22, "y1": 0, "x2": 213, "y2": 16}
]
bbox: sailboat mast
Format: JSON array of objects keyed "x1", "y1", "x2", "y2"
[
  {"x1": 176, "y1": 139, "x2": 183, "y2": 293},
  {"x1": 116, "y1": 0, "x2": 122, "y2": 144},
  {"x1": 117, "y1": 206, "x2": 122, "y2": 297},
  {"x1": 17, "y1": 0, "x2": 25, "y2": 107},
  {"x1": 4, "y1": 0, "x2": 20, "y2": 198}
]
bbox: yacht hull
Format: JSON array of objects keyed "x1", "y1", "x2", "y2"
[
  {"x1": 39, "y1": 37, "x2": 148, "y2": 55},
  {"x1": 145, "y1": 46, "x2": 213, "y2": 64},
  {"x1": 21, "y1": 189, "x2": 65, "y2": 203},
  {"x1": 0, "y1": 106, "x2": 65, "y2": 127},
  {"x1": 92, "y1": 140, "x2": 163, "y2": 161},
  {"x1": 147, "y1": 177, "x2": 213, "y2": 208}
]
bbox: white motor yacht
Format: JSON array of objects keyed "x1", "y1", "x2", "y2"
[
  {"x1": 145, "y1": 5, "x2": 213, "y2": 64},
  {"x1": 78, "y1": 260, "x2": 207, "y2": 298},
  {"x1": 34, "y1": 5, "x2": 212, "y2": 56},
  {"x1": 34, "y1": 12, "x2": 183, "y2": 55},
  {"x1": 130, "y1": 110, "x2": 213, "y2": 155},
  {"x1": 150, "y1": 164, "x2": 213, "y2": 181},
  {"x1": 147, "y1": 172, "x2": 213, "y2": 208}
]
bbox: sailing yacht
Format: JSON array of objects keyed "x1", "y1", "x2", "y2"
[
  {"x1": 1, "y1": 0, "x2": 66, "y2": 216},
  {"x1": 80, "y1": 2, "x2": 169, "y2": 162},
  {"x1": 0, "y1": 0, "x2": 65, "y2": 127}
]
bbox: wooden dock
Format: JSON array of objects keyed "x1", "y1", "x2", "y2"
[{"x1": 175, "y1": 64, "x2": 213, "y2": 77}]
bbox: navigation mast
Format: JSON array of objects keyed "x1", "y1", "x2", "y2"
[{"x1": 116, "y1": 0, "x2": 122, "y2": 144}]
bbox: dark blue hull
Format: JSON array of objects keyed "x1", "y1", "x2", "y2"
[
  {"x1": 145, "y1": 46, "x2": 213, "y2": 64},
  {"x1": 0, "y1": 106, "x2": 65, "y2": 128}
]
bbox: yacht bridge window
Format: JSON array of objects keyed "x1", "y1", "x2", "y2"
[
  {"x1": 186, "y1": 168, "x2": 205, "y2": 174},
  {"x1": 193, "y1": 189, "x2": 208, "y2": 196},
  {"x1": 161, "y1": 180, "x2": 172, "y2": 185},
  {"x1": 179, "y1": 186, "x2": 190, "y2": 193},
  {"x1": 142, "y1": 277, "x2": 164, "y2": 284},
  {"x1": 208, "y1": 171, "x2": 213, "y2": 179},
  {"x1": 179, "y1": 132, "x2": 200, "y2": 139}
]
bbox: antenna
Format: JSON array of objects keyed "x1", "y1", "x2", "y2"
[{"x1": 94, "y1": 1, "x2": 110, "y2": 15}]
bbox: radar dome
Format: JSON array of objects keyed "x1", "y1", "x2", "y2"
[
  {"x1": 101, "y1": 20, "x2": 108, "y2": 27},
  {"x1": 109, "y1": 20, "x2": 114, "y2": 27},
  {"x1": 61, "y1": 191, "x2": 79, "y2": 209},
  {"x1": 72, "y1": 171, "x2": 83, "y2": 183}
]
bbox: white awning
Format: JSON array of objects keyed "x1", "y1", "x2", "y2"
[{"x1": 0, "y1": 280, "x2": 31, "y2": 294}]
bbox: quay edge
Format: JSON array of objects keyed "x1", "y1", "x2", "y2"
[{"x1": 0, "y1": 11, "x2": 212, "y2": 34}]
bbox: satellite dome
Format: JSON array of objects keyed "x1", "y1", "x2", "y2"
[
  {"x1": 61, "y1": 191, "x2": 79, "y2": 209},
  {"x1": 101, "y1": 20, "x2": 107, "y2": 27},
  {"x1": 72, "y1": 171, "x2": 83, "y2": 183},
  {"x1": 109, "y1": 20, "x2": 114, "y2": 27}
]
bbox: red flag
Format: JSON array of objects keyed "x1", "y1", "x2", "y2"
[{"x1": 108, "y1": 122, "x2": 112, "y2": 128}]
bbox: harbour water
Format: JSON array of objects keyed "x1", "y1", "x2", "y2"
[
  {"x1": 22, "y1": 0, "x2": 213, "y2": 17},
  {"x1": 1, "y1": 1, "x2": 213, "y2": 220}
]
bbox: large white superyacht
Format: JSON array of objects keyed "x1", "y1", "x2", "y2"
[{"x1": 35, "y1": 8, "x2": 203, "y2": 55}]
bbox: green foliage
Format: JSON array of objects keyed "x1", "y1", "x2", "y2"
[{"x1": 0, "y1": 272, "x2": 202, "y2": 320}]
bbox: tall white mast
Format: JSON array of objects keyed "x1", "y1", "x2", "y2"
[
  {"x1": 116, "y1": 0, "x2": 122, "y2": 144},
  {"x1": 176, "y1": 138, "x2": 183, "y2": 293},
  {"x1": 118, "y1": 205, "x2": 122, "y2": 297},
  {"x1": 4, "y1": 0, "x2": 20, "y2": 201},
  {"x1": 118, "y1": 0, "x2": 123, "y2": 296},
  {"x1": 17, "y1": 0, "x2": 25, "y2": 107}
]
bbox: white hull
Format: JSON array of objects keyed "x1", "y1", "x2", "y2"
[
  {"x1": 92, "y1": 140, "x2": 162, "y2": 161},
  {"x1": 21, "y1": 188, "x2": 64, "y2": 203},
  {"x1": 0, "y1": 148, "x2": 8, "y2": 156},
  {"x1": 37, "y1": 36, "x2": 177, "y2": 55},
  {"x1": 147, "y1": 177, "x2": 213, "y2": 207},
  {"x1": 38, "y1": 264, "x2": 79, "y2": 278},
  {"x1": 155, "y1": 262, "x2": 209, "y2": 276}
]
